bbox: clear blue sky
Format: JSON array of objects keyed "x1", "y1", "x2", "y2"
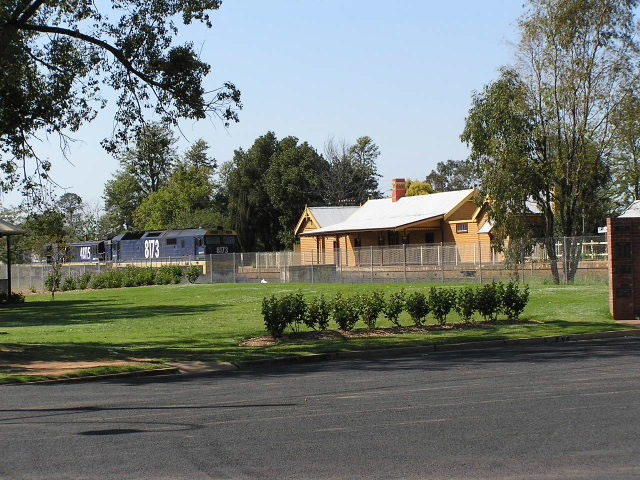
[{"x1": 4, "y1": 0, "x2": 525, "y2": 207}]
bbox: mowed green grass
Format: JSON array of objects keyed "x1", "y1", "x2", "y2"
[{"x1": 0, "y1": 282, "x2": 630, "y2": 376}]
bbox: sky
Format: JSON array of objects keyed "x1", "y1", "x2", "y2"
[{"x1": 3, "y1": 0, "x2": 526, "y2": 208}]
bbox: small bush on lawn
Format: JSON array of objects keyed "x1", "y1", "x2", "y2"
[
  {"x1": 157, "y1": 265, "x2": 183, "y2": 285},
  {"x1": 77, "y1": 273, "x2": 92, "y2": 290},
  {"x1": 357, "y1": 290, "x2": 386, "y2": 329},
  {"x1": 429, "y1": 287, "x2": 455, "y2": 325},
  {"x1": 501, "y1": 281, "x2": 530, "y2": 320},
  {"x1": 61, "y1": 276, "x2": 77, "y2": 292},
  {"x1": 284, "y1": 292, "x2": 307, "y2": 333},
  {"x1": 384, "y1": 289, "x2": 406, "y2": 327},
  {"x1": 262, "y1": 295, "x2": 288, "y2": 338},
  {"x1": 91, "y1": 270, "x2": 124, "y2": 289},
  {"x1": 475, "y1": 281, "x2": 503, "y2": 322},
  {"x1": 44, "y1": 272, "x2": 61, "y2": 293},
  {"x1": 405, "y1": 291, "x2": 430, "y2": 326},
  {"x1": 0, "y1": 291, "x2": 25, "y2": 304},
  {"x1": 305, "y1": 294, "x2": 331, "y2": 331},
  {"x1": 455, "y1": 286, "x2": 477, "y2": 323},
  {"x1": 186, "y1": 265, "x2": 201, "y2": 283},
  {"x1": 332, "y1": 293, "x2": 359, "y2": 331}
]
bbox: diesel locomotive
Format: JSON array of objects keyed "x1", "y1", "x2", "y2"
[{"x1": 65, "y1": 228, "x2": 240, "y2": 263}]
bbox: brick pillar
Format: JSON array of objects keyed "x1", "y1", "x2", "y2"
[{"x1": 608, "y1": 217, "x2": 640, "y2": 320}]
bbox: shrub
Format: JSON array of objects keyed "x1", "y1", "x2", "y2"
[
  {"x1": 305, "y1": 294, "x2": 331, "y2": 331},
  {"x1": 262, "y1": 295, "x2": 288, "y2": 338},
  {"x1": 405, "y1": 291, "x2": 430, "y2": 326},
  {"x1": 77, "y1": 272, "x2": 92, "y2": 290},
  {"x1": 283, "y1": 292, "x2": 307, "y2": 333},
  {"x1": 384, "y1": 289, "x2": 405, "y2": 327},
  {"x1": 475, "y1": 281, "x2": 503, "y2": 322},
  {"x1": 186, "y1": 265, "x2": 201, "y2": 283},
  {"x1": 61, "y1": 276, "x2": 77, "y2": 292},
  {"x1": 44, "y1": 272, "x2": 61, "y2": 293},
  {"x1": 501, "y1": 281, "x2": 530, "y2": 320},
  {"x1": 429, "y1": 287, "x2": 455, "y2": 325},
  {"x1": 91, "y1": 270, "x2": 123, "y2": 289},
  {"x1": 0, "y1": 292, "x2": 25, "y2": 304},
  {"x1": 332, "y1": 293, "x2": 359, "y2": 331},
  {"x1": 455, "y1": 286, "x2": 477, "y2": 323},
  {"x1": 136, "y1": 267, "x2": 157, "y2": 286},
  {"x1": 157, "y1": 265, "x2": 183, "y2": 285},
  {"x1": 358, "y1": 290, "x2": 386, "y2": 329}
]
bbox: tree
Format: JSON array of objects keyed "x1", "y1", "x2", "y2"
[
  {"x1": 223, "y1": 132, "x2": 329, "y2": 250},
  {"x1": 119, "y1": 123, "x2": 178, "y2": 196},
  {"x1": 321, "y1": 136, "x2": 381, "y2": 205},
  {"x1": 425, "y1": 160, "x2": 480, "y2": 192},
  {"x1": 461, "y1": 0, "x2": 638, "y2": 283},
  {"x1": 405, "y1": 179, "x2": 433, "y2": 196},
  {"x1": 0, "y1": 1, "x2": 241, "y2": 198},
  {"x1": 102, "y1": 171, "x2": 146, "y2": 233},
  {"x1": 223, "y1": 132, "x2": 280, "y2": 251},
  {"x1": 611, "y1": 88, "x2": 640, "y2": 207},
  {"x1": 264, "y1": 137, "x2": 325, "y2": 247},
  {"x1": 134, "y1": 162, "x2": 216, "y2": 230}
]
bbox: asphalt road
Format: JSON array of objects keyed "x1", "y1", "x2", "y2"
[{"x1": 1, "y1": 337, "x2": 640, "y2": 480}]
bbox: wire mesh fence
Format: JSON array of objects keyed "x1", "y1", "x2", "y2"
[{"x1": 1, "y1": 236, "x2": 609, "y2": 291}]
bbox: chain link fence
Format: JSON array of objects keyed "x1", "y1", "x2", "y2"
[{"x1": 1, "y1": 236, "x2": 609, "y2": 291}]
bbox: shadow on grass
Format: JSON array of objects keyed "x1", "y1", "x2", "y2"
[{"x1": 0, "y1": 300, "x2": 222, "y2": 328}]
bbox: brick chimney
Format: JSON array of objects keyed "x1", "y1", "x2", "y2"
[{"x1": 392, "y1": 178, "x2": 407, "y2": 202}]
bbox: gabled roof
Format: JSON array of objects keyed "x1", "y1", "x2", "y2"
[
  {"x1": 295, "y1": 206, "x2": 360, "y2": 235},
  {"x1": 301, "y1": 189, "x2": 475, "y2": 236},
  {"x1": 0, "y1": 218, "x2": 25, "y2": 236},
  {"x1": 619, "y1": 200, "x2": 640, "y2": 218}
]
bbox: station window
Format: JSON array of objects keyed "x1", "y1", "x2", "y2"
[{"x1": 456, "y1": 223, "x2": 469, "y2": 234}]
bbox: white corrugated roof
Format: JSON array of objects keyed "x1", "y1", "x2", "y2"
[
  {"x1": 301, "y1": 189, "x2": 474, "y2": 235},
  {"x1": 309, "y1": 206, "x2": 360, "y2": 228},
  {"x1": 619, "y1": 200, "x2": 640, "y2": 218}
]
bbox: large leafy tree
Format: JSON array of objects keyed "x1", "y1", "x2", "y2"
[
  {"x1": 223, "y1": 132, "x2": 280, "y2": 251},
  {"x1": 134, "y1": 162, "x2": 218, "y2": 230},
  {"x1": 102, "y1": 123, "x2": 177, "y2": 232},
  {"x1": 321, "y1": 136, "x2": 381, "y2": 205},
  {"x1": 425, "y1": 160, "x2": 480, "y2": 192},
  {"x1": 0, "y1": 1, "x2": 241, "y2": 198},
  {"x1": 264, "y1": 136, "x2": 325, "y2": 247},
  {"x1": 461, "y1": 0, "x2": 638, "y2": 283}
]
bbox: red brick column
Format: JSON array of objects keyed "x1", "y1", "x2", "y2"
[{"x1": 608, "y1": 217, "x2": 640, "y2": 320}]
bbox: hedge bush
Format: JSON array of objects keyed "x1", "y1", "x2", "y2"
[{"x1": 260, "y1": 282, "x2": 531, "y2": 335}]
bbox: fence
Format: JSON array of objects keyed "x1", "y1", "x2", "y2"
[{"x1": 1, "y1": 236, "x2": 609, "y2": 291}]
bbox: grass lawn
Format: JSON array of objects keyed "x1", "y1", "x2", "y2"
[{"x1": 0, "y1": 282, "x2": 631, "y2": 375}]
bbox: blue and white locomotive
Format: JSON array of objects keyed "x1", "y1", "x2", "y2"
[{"x1": 66, "y1": 228, "x2": 239, "y2": 263}]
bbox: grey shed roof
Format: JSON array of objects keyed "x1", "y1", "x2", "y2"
[
  {"x1": 619, "y1": 200, "x2": 640, "y2": 218},
  {"x1": 0, "y1": 219, "x2": 25, "y2": 235}
]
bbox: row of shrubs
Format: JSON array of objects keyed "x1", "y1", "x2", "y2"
[
  {"x1": 262, "y1": 282, "x2": 530, "y2": 337},
  {"x1": 46, "y1": 265, "x2": 202, "y2": 292}
]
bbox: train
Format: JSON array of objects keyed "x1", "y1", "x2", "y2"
[{"x1": 63, "y1": 227, "x2": 240, "y2": 263}]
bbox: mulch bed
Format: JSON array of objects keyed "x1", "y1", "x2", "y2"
[{"x1": 239, "y1": 319, "x2": 541, "y2": 347}]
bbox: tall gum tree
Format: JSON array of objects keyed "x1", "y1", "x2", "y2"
[
  {"x1": 462, "y1": 0, "x2": 639, "y2": 283},
  {"x1": 0, "y1": 1, "x2": 241, "y2": 200}
]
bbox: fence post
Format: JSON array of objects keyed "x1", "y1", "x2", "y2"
[
  {"x1": 233, "y1": 253, "x2": 237, "y2": 283},
  {"x1": 370, "y1": 246, "x2": 374, "y2": 282},
  {"x1": 403, "y1": 243, "x2": 407, "y2": 283},
  {"x1": 311, "y1": 251, "x2": 314, "y2": 284},
  {"x1": 479, "y1": 241, "x2": 483, "y2": 284}
]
